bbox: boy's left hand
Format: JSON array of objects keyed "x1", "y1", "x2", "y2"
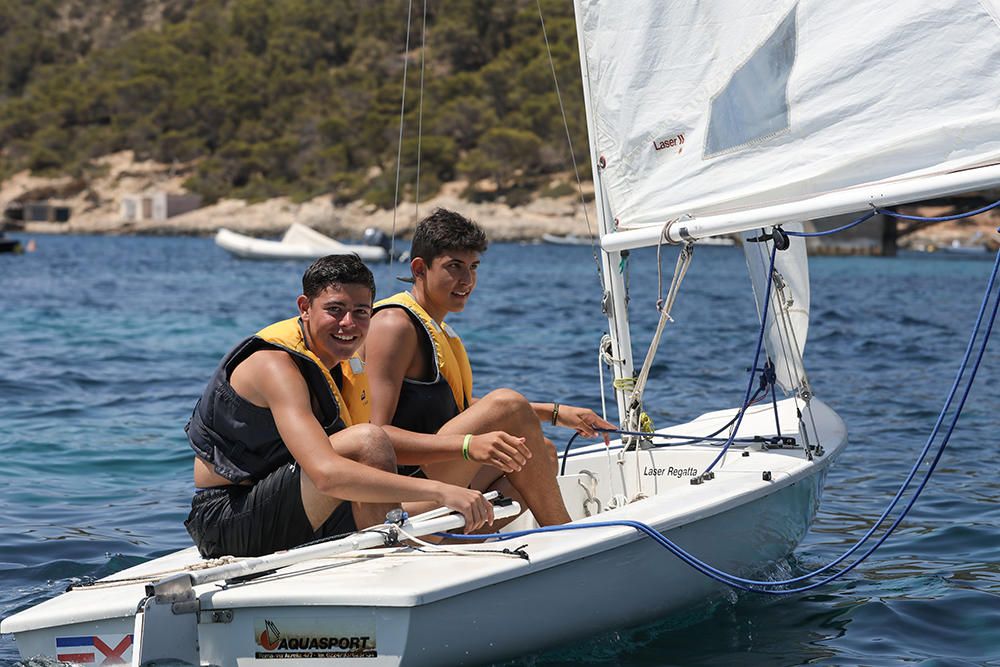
[{"x1": 556, "y1": 405, "x2": 615, "y2": 443}]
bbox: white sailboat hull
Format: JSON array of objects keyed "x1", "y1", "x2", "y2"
[
  {"x1": 3, "y1": 398, "x2": 845, "y2": 666},
  {"x1": 215, "y1": 225, "x2": 389, "y2": 262}
]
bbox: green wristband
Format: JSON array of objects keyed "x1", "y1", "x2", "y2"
[{"x1": 462, "y1": 433, "x2": 473, "y2": 461}]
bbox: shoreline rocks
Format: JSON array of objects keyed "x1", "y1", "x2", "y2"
[
  {"x1": 3, "y1": 151, "x2": 998, "y2": 249},
  {"x1": 1, "y1": 152, "x2": 596, "y2": 242}
]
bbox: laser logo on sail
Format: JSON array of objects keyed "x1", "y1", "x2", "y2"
[{"x1": 652, "y1": 133, "x2": 685, "y2": 152}]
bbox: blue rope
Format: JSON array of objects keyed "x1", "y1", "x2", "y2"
[
  {"x1": 458, "y1": 227, "x2": 1000, "y2": 594},
  {"x1": 785, "y1": 198, "x2": 1000, "y2": 237},
  {"x1": 558, "y1": 383, "x2": 771, "y2": 476},
  {"x1": 561, "y1": 241, "x2": 781, "y2": 479},
  {"x1": 765, "y1": 359, "x2": 782, "y2": 437},
  {"x1": 701, "y1": 241, "x2": 779, "y2": 476},
  {"x1": 878, "y1": 199, "x2": 1000, "y2": 222},
  {"x1": 784, "y1": 210, "x2": 877, "y2": 237}
]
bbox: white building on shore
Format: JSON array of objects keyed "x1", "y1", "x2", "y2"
[{"x1": 120, "y1": 191, "x2": 202, "y2": 222}]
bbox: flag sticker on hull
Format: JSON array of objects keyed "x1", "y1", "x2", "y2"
[{"x1": 55, "y1": 635, "x2": 133, "y2": 664}]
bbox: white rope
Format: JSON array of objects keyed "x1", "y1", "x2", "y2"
[
  {"x1": 770, "y1": 271, "x2": 820, "y2": 451},
  {"x1": 598, "y1": 333, "x2": 626, "y2": 427},
  {"x1": 395, "y1": 526, "x2": 527, "y2": 559},
  {"x1": 770, "y1": 272, "x2": 810, "y2": 450},
  {"x1": 69, "y1": 556, "x2": 242, "y2": 590},
  {"x1": 598, "y1": 339, "x2": 608, "y2": 422}
]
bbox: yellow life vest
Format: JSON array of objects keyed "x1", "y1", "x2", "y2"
[
  {"x1": 374, "y1": 292, "x2": 473, "y2": 411},
  {"x1": 255, "y1": 317, "x2": 371, "y2": 425}
]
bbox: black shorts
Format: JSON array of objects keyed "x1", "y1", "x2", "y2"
[
  {"x1": 184, "y1": 462, "x2": 357, "y2": 558},
  {"x1": 397, "y1": 464, "x2": 427, "y2": 478}
]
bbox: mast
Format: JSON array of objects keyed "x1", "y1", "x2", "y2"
[{"x1": 573, "y1": 1, "x2": 636, "y2": 430}]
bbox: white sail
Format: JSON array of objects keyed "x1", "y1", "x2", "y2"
[
  {"x1": 576, "y1": 0, "x2": 1000, "y2": 243},
  {"x1": 742, "y1": 223, "x2": 810, "y2": 395}
]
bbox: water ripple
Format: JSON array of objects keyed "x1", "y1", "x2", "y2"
[{"x1": 1, "y1": 236, "x2": 998, "y2": 667}]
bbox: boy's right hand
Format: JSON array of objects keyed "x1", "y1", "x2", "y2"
[
  {"x1": 437, "y1": 483, "x2": 494, "y2": 532},
  {"x1": 468, "y1": 431, "x2": 531, "y2": 473}
]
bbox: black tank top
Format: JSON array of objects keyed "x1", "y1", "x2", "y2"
[
  {"x1": 389, "y1": 309, "x2": 461, "y2": 434},
  {"x1": 186, "y1": 336, "x2": 345, "y2": 483}
]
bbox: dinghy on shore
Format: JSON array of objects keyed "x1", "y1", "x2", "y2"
[{"x1": 215, "y1": 223, "x2": 390, "y2": 262}]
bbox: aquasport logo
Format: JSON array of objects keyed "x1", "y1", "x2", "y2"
[
  {"x1": 258, "y1": 620, "x2": 282, "y2": 651},
  {"x1": 254, "y1": 617, "x2": 377, "y2": 658}
]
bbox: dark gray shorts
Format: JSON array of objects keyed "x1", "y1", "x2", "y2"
[{"x1": 185, "y1": 462, "x2": 357, "y2": 558}]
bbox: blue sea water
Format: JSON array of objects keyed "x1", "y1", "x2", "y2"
[{"x1": 0, "y1": 233, "x2": 998, "y2": 666}]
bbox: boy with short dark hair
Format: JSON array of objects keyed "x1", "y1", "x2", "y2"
[
  {"x1": 364, "y1": 209, "x2": 613, "y2": 526},
  {"x1": 185, "y1": 254, "x2": 493, "y2": 558}
]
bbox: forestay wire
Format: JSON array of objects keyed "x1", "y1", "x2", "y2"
[
  {"x1": 389, "y1": 0, "x2": 415, "y2": 261},
  {"x1": 390, "y1": 1, "x2": 601, "y2": 269},
  {"x1": 413, "y1": 0, "x2": 428, "y2": 223},
  {"x1": 446, "y1": 211, "x2": 1000, "y2": 594},
  {"x1": 536, "y1": 0, "x2": 603, "y2": 288}
]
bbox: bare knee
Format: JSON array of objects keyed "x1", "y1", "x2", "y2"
[
  {"x1": 482, "y1": 388, "x2": 533, "y2": 420},
  {"x1": 543, "y1": 437, "x2": 558, "y2": 466},
  {"x1": 332, "y1": 424, "x2": 397, "y2": 473}
]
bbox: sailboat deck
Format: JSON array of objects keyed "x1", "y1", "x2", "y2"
[{"x1": 4, "y1": 398, "x2": 845, "y2": 637}]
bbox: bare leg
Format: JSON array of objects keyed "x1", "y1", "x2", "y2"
[
  {"x1": 299, "y1": 423, "x2": 399, "y2": 531},
  {"x1": 423, "y1": 388, "x2": 571, "y2": 525}
]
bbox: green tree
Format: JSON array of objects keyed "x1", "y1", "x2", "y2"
[
  {"x1": 459, "y1": 127, "x2": 542, "y2": 191},
  {"x1": 0, "y1": 0, "x2": 593, "y2": 208}
]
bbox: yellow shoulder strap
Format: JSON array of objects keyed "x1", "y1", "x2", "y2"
[
  {"x1": 440, "y1": 321, "x2": 473, "y2": 410},
  {"x1": 338, "y1": 356, "x2": 371, "y2": 424},
  {"x1": 255, "y1": 317, "x2": 370, "y2": 425},
  {"x1": 374, "y1": 292, "x2": 473, "y2": 411}
]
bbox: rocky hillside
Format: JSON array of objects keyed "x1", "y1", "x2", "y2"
[
  {"x1": 1, "y1": 0, "x2": 588, "y2": 210},
  {"x1": 1, "y1": 1, "x2": 998, "y2": 247}
]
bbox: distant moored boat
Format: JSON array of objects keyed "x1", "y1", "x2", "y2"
[{"x1": 215, "y1": 223, "x2": 390, "y2": 262}]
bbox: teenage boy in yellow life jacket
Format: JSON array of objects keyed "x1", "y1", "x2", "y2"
[
  {"x1": 364, "y1": 208, "x2": 614, "y2": 526},
  {"x1": 184, "y1": 254, "x2": 493, "y2": 558}
]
